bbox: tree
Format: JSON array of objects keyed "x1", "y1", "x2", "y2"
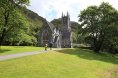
[
  {"x1": 4, "y1": 10, "x2": 32, "y2": 46},
  {"x1": 0, "y1": 0, "x2": 29, "y2": 46},
  {"x1": 79, "y1": 2, "x2": 118, "y2": 53},
  {"x1": 71, "y1": 22, "x2": 80, "y2": 43}
]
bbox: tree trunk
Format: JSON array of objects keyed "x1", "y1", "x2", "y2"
[
  {"x1": 93, "y1": 37, "x2": 104, "y2": 53},
  {"x1": 0, "y1": 10, "x2": 9, "y2": 47},
  {"x1": 0, "y1": 32, "x2": 5, "y2": 50},
  {"x1": 93, "y1": 31, "x2": 105, "y2": 53},
  {"x1": 0, "y1": 29, "x2": 6, "y2": 46},
  {"x1": 94, "y1": 43, "x2": 101, "y2": 53}
]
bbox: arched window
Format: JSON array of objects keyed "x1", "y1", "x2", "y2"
[{"x1": 42, "y1": 30, "x2": 49, "y2": 43}]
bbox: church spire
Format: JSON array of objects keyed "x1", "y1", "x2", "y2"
[
  {"x1": 62, "y1": 12, "x2": 63, "y2": 17},
  {"x1": 67, "y1": 11, "x2": 69, "y2": 16}
]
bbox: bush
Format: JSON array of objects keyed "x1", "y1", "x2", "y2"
[{"x1": 113, "y1": 46, "x2": 118, "y2": 54}]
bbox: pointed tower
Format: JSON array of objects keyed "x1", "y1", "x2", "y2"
[
  {"x1": 61, "y1": 12, "x2": 72, "y2": 48},
  {"x1": 62, "y1": 12, "x2": 63, "y2": 17}
]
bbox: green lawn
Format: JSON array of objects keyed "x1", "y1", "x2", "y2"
[
  {"x1": 0, "y1": 46, "x2": 44, "y2": 55},
  {"x1": 0, "y1": 48, "x2": 118, "y2": 78}
]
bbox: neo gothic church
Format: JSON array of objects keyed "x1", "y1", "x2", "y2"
[{"x1": 38, "y1": 12, "x2": 72, "y2": 48}]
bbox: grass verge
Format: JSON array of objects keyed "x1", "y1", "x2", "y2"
[
  {"x1": 0, "y1": 48, "x2": 117, "y2": 78},
  {"x1": 0, "y1": 46, "x2": 44, "y2": 55}
]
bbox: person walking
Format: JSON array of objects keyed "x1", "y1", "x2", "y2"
[
  {"x1": 45, "y1": 44, "x2": 48, "y2": 51},
  {"x1": 49, "y1": 41, "x2": 53, "y2": 50}
]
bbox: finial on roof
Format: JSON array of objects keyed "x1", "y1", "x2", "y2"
[
  {"x1": 67, "y1": 11, "x2": 69, "y2": 16},
  {"x1": 62, "y1": 12, "x2": 63, "y2": 17}
]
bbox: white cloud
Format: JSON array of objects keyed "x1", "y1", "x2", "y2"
[{"x1": 27, "y1": 0, "x2": 118, "y2": 22}]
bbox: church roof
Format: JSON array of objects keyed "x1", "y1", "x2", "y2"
[{"x1": 46, "y1": 21, "x2": 55, "y2": 31}]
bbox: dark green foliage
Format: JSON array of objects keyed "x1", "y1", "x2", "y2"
[
  {"x1": 78, "y1": 2, "x2": 118, "y2": 53},
  {"x1": 0, "y1": 0, "x2": 46, "y2": 46},
  {"x1": 4, "y1": 9, "x2": 46, "y2": 46},
  {"x1": 0, "y1": 0, "x2": 30, "y2": 46},
  {"x1": 51, "y1": 18, "x2": 61, "y2": 29},
  {"x1": 21, "y1": 9, "x2": 46, "y2": 46}
]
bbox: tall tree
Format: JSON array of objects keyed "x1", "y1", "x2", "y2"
[
  {"x1": 0, "y1": 0, "x2": 29, "y2": 46},
  {"x1": 79, "y1": 2, "x2": 118, "y2": 53}
]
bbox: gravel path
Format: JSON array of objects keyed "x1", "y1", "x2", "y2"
[{"x1": 0, "y1": 48, "x2": 62, "y2": 61}]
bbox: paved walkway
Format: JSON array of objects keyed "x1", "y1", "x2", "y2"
[{"x1": 0, "y1": 48, "x2": 62, "y2": 61}]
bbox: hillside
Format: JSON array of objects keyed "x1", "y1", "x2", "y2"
[
  {"x1": 23, "y1": 9, "x2": 80, "y2": 43},
  {"x1": 23, "y1": 8, "x2": 46, "y2": 30},
  {"x1": 19, "y1": 7, "x2": 46, "y2": 46}
]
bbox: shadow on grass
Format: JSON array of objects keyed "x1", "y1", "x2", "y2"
[
  {"x1": 13, "y1": 46, "x2": 25, "y2": 48},
  {"x1": 56, "y1": 48, "x2": 118, "y2": 64},
  {"x1": 0, "y1": 49, "x2": 11, "y2": 53}
]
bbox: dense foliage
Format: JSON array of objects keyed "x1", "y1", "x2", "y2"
[
  {"x1": 0, "y1": 0, "x2": 45, "y2": 46},
  {"x1": 0, "y1": 0, "x2": 29, "y2": 46},
  {"x1": 79, "y1": 2, "x2": 118, "y2": 53}
]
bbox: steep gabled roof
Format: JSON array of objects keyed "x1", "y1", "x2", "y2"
[{"x1": 46, "y1": 21, "x2": 55, "y2": 31}]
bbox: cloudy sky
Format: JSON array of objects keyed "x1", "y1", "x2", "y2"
[{"x1": 27, "y1": 0, "x2": 118, "y2": 22}]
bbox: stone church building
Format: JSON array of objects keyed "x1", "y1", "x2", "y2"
[{"x1": 38, "y1": 12, "x2": 72, "y2": 48}]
